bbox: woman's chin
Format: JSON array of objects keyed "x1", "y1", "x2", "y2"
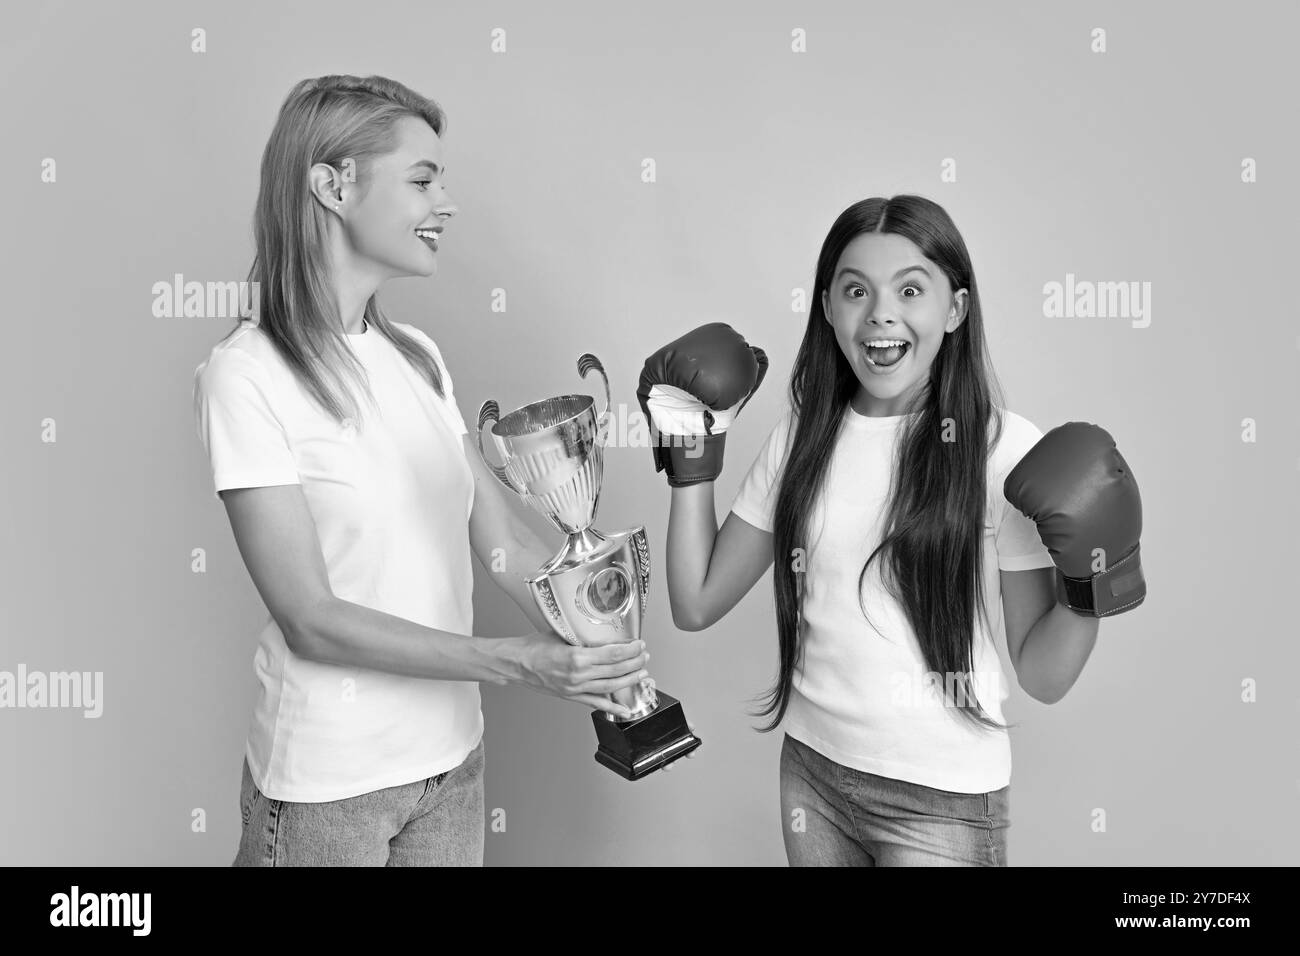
[{"x1": 394, "y1": 256, "x2": 438, "y2": 278}]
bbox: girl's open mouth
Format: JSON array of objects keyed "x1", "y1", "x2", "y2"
[{"x1": 861, "y1": 340, "x2": 910, "y2": 370}]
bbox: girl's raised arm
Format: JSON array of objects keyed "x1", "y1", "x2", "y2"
[
  {"x1": 635, "y1": 322, "x2": 773, "y2": 634},
  {"x1": 667, "y1": 485, "x2": 774, "y2": 632}
]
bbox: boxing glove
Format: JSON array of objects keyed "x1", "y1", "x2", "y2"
[
  {"x1": 636, "y1": 323, "x2": 768, "y2": 487},
  {"x1": 1004, "y1": 422, "x2": 1146, "y2": 617}
]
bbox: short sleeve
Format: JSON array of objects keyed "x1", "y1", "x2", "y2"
[
  {"x1": 728, "y1": 407, "x2": 795, "y2": 534},
  {"x1": 993, "y1": 414, "x2": 1056, "y2": 572},
  {"x1": 193, "y1": 349, "x2": 301, "y2": 502},
  {"x1": 405, "y1": 325, "x2": 468, "y2": 437}
]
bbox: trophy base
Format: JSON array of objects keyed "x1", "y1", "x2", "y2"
[{"x1": 591, "y1": 690, "x2": 702, "y2": 780}]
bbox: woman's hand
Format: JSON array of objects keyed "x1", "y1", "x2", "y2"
[
  {"x1": 660, "y1": 720, "x2": 700, "y2": 772},
  {"x1": 511, "y1": 633, "x2": 650, "y2": 718}
]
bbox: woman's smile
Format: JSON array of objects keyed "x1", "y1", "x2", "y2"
[{"x1": 414, "y1": 225, "x2": 442, "y2": 252}]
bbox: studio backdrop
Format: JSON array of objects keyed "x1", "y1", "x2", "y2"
[{"x1": 2, "y1": 0, "x2": 1296, "y2": 865}]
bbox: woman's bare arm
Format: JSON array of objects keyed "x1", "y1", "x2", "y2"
[
  {"x1": 219, "y1": 483, "x2": 647, "y2": 715},
  {"x1": 462, "y1": 434, "x2": 569, "y2": 636}
]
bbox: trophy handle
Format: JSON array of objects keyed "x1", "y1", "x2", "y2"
[
  {"x1": 577, "y1": 353, "x2": 611, "y2": 442},
  {"x1": 475, "y1": 400, "x2": 514, "y2": 491}
]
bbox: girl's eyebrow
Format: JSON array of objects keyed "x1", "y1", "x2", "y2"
[
  {"x1": 836, "y1": 264, "x2": 932, "y2": 282},
  {"x1": 406, "y1": 160, "x2": 444, "y2": 174}
]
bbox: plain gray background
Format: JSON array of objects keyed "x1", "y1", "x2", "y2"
[{"x1": 2, "y1": 0, "x2": 1296, "y2": 866}]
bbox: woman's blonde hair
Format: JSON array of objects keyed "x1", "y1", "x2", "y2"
[{"x1": 234, "y1": 74, "x2": 450, "y2": 430}]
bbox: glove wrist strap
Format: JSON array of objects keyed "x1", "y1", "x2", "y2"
[
  {"x1": 1056, "y1": 543, "x2": 1146, "y2": 617},
  {"x1": 654, "y1": 431, "x2": 727, "y2": 487}
]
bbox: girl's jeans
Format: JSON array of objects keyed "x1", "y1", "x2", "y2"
[{"x1": 779, "y1": 732, "x2": 1010, "y2": 866}]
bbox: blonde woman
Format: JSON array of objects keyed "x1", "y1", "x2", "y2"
[{"x1": 193, "y1": 75, "x2": 648, "y2": 867}]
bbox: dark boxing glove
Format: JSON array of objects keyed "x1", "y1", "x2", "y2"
[
  {"x1": 1004, "y1": 422, "x2": 1147, "y2": 617},
  {"x1": 636, "y1": 323, "x2": 768, "y2": 487}
]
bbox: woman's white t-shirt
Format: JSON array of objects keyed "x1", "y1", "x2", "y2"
[
  {"x1": 192, "y1": 318, "x2": 481, "y2": 803},
  {"x1": 729, "y1": 402, "x2": 1055, "y2": 794}
]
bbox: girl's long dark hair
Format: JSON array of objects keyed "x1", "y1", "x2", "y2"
[{"x1": 755, "y1": 195, "x2": 1012, "y2": 734}]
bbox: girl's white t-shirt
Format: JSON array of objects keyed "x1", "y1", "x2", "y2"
[
  {"x1": 192, "y1": 318, "x2": 481, "y2": 803},
  {"x1": 729, "y1": 402, "x2": 1055, "y2": 794}
]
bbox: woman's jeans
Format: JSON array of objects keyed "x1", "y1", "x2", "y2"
[
  {"x1": 233, "y1": 738, "x2": 485, "y2": 866},
  {"x1": 779, "y1": 733, "x2": 1009, "y2": 866}
]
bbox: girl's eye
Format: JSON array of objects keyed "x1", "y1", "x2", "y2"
[
  {"x1": 414, "y1": 180, "x2": 433, "y2": 190},
  {"x1": 848, "y1": 284, "x2": 923, "y2": 298}
]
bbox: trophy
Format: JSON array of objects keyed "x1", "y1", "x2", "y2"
[{"x1": 476, "y1": 354, "x2": 702, "y2": 780}]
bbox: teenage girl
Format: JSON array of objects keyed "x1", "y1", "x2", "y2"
[
  {"x1": 193, "y1": 75, "x2": 648, "y2": 866},
  {"x1": 636, "y1": 194, "x2": 1145, "y2": 866}
]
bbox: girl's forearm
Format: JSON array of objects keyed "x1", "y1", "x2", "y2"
[
  {"x1": 1015, "y1": 603, "x2": 1100, "y2": 704},
  {"x1": 666, "y1": 482, "x2": 717, "y2": 629},
  {"x1": 295, "y1": 596, "x2": 525, "y2": 685}
]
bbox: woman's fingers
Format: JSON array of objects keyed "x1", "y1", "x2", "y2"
[
  {"x1": 587, "y1": 640, "x2": 645, "y2": 665},
  {"x1": 660, "y1": 721, "x2": 701, "y2": 772},
  {"x1": 570, "y1": 694, "x2": 634, "y2": 719},
  {"x1": 571, "y1": 647, "x2": 648, "y2": 686},
  {"x1": 573, "y1": 671, "x2": 649, "y2": 696},
  {"x1": 581, "y1": 656, "x2": 649, "y2": 684},
  {"x1": 679, "y1": 721, "x2": 700, "y2": 760}
]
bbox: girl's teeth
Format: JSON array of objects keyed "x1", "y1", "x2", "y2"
[{"x1": 863, "y1": 341, "x2": 908, "y2": 368}]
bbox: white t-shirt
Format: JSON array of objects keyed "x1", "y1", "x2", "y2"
[
  {"x1": 192, "y1": 318, "x2": 482, "y2": 803},
  {"x1": 729, "y1": 402, "x2": 1055, "y2": 793}
]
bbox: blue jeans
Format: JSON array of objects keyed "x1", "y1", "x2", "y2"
[
  {"x1": 779, "y1": 733, "x2": 1009, "y2": 866},
  {"x1": 233, "y1": 738, "x2": 485, "y2": 866}
]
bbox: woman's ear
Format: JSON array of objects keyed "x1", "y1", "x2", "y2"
[{"x1": 308, "y1": 162, "x2": 346, "y2": 214}]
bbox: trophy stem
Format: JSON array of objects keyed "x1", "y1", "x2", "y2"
[
  {"x1": 610, "y1": 679, "x2": 657, "y2": 722},
  {"x1": 563, "y1": 526, "x2": 608, "y2": 560}
]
